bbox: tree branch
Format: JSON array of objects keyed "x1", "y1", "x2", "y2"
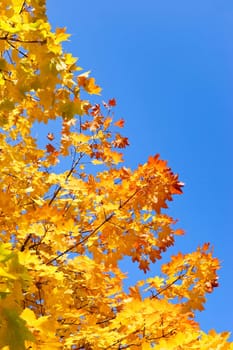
[
  {"x1": 46, "y1": 189, "x2": 140, "y2": 265},
  {"x1": 0, "y1": 36, "x2": 47, "y2": 45},
  {"x1": 48, "y1": 152, "x2": 84, "y2": 206}
]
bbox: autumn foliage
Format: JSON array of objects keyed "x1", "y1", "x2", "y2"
[{"x1": 0, "y1": 1, "x2": 232, "y2": 349}]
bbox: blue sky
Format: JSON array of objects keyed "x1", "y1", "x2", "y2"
[{"x1": 47, "y1": 1, "x2": 233, "y2": 338}]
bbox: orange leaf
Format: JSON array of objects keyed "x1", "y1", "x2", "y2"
[
  {"x1": 175, "y1": 229, "x2": 185, "y2": 236},
  {"x1": 114, "y1": 119, "x2": 124, "y2": 128},
  {"x1": 78, "y1": 76, "x2": 101, "y2": 95},
  {"x1": 139, "y1": 260, "x2": 150, "y2": 273},
  {"x1": 112, "y1": 134, "x2": 129, "y2": 148}
]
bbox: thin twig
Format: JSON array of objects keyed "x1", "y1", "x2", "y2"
[
  {"x1": 46, "y1": 212, "x2": 114, "y2": 265},
  {"x1": 0, "y1": 36, "x2": 47, "y2": 45},
  {"x1": 153, "y1": 273, "x2": 186, "y2": 298},
  {"x1": 7, "y1": 40, "x2": 28, "y2": 58},
  {"x1": 20, "y1": 233, "x2": 32, "y2": 252},
  {"x1": 19, "y1": 0, "x2": 26, "y2": 14},
  {"x1": 46, "y1": 189, "x2": 140, "y2": 265},
  {"x1": 48, "y1": 153, "x2": 84, "y2": 206}
]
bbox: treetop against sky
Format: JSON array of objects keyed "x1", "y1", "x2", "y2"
[{"x1": 0, "y1": 0, "x2": 232, "y2": 349}]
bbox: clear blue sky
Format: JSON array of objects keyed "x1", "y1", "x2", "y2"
[{"x1": 47, "y1": 0, "x2": 233, "y2": 338}]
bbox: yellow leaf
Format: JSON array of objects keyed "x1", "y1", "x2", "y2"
[
  {"x1": 91, "y1": 159, "x2": 103, "y2": 165},
  {"x1": 142, "y1": 342, "x2": 152, "y2": 350},
  {"x1": 0, "y1": 267, "x2": 17, "y2": 280},
  {"x1": 20, "y1": 308, "x2": 36, "y2": 324}
]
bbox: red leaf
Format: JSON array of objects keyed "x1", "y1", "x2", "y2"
[
  {"x1": 139, "y1": 259, "x2": 150, "y2": 273},
  {"x1": 46, "y1": 143, "x2": 56, "y2": 153},
  {"x1": 114, "y1": 119, "x2": 124, "y2": 128},
  {"x1": 108, "y1": 98, "x2": 116, "y2": 107},
  {"x1": 202, "y1": 242, "x2": 210, "y2": 251}
]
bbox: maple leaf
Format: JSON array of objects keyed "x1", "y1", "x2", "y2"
[
  {"x1": 46, "y1": 143, "x2": 56, "y2": 153},
  {"x1": 78, "y1": 75, "x2": 102, "y2": 94},
  {"x1": 108, "y1": 98, "x2": 116, "y2": 106},
  {"x1": 139, "y1": 259, "x2": 150, "y2": 273},
  {"x1": 112, "y1": 134, "x2": 129, "y2": 148},
  {"x1": 114, "y1": 118, "x2": 125, "y2": 128}
]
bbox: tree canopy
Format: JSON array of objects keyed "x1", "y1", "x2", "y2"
[{"x1": 0, "y1": 1, "x2": 232, "y2": 349}]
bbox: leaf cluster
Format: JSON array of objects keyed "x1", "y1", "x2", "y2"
[{"x1": 0, "y1": 1, "x2": 232, "y2": 349}]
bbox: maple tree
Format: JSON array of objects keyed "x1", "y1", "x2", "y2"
[{"x1": 0, "y1": 1, "x2": 232, "y2": 349}]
